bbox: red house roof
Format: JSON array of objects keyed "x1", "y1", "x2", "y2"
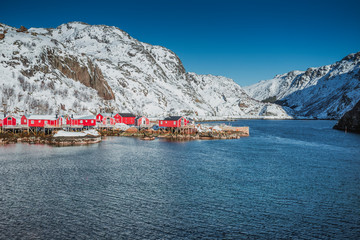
[{"x1": 118, "y1": 113, "x2": 136, "y2": 117}]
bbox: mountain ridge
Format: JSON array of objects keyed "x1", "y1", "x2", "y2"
[
  {"x1": 0, "y1": 22, "x2": 290, "y2": 119},
  {"x1": 244, "y1": 52, "x2": 360, "y2": 119}
]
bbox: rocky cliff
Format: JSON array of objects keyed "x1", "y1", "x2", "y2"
[
  {"x1": 333, "y1": 100, "x2": 360, "y2": 133},
  {"x1": 0, "y1": 22, "x2": 289, "y2": 118},
  {"x1": 244, "y1": 52, "x2": 360, "y2": 119}
]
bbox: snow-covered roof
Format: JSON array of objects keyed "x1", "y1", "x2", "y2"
[
  {"x1": 99, "y1": 113, "x2": 114, "y2": 117},
  {"x1": 53, "y1": 129, "x2": 100, "y2": 138},
  {"x1": 71, "y1": 115, "x2": 96, "y2": 120},
  {"x1": 28, "y1": 115, "x2": 59, "y2": 120},
  {"x1": 1, "y1": 114, "x2": 19, "y2": 119}
]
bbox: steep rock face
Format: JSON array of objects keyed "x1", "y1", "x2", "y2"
[
  {"x1": 333, "y1": 100, "x2": 360, "y2": 133},
  {"x1": 244, "y1": 53, "x2": 360, "y2": 119},
  {"x1": 0, "y1": 22, "x2": 290, "y2": 118},
  {"x1": 44, "y1": 49, "x2": 115, "y2": 100}
]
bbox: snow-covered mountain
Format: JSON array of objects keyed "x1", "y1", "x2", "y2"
[
  {"x1": 244, "y1": 53, "x2": 360, "y2": 119},
  {"x1": 0, "y1": 22, "x2": 290, "y2": 119}
]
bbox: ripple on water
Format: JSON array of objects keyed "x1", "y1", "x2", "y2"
[{"x1": 0, "y1": 120, "x2": 360, "y2": 239}]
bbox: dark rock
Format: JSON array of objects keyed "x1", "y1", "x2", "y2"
[
  {"x1": 333, "y1": 100, "x2": 360, "y2": 133},
  {"x1": 341, "y1": 52, "x2": 360, "y2": 62},
  {"x1": 45, "y1": 49, "x2": 115, "y2": 100},
  {"x1": 16, "y1": 26, "x2": 28, "y2": 32}
]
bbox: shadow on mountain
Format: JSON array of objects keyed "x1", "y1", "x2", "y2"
[{"x1": 273, "y1": 78, "x2": 355, "y2": 120}]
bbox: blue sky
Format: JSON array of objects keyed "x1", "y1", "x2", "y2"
[{"x1": 2, "y1": 0, "x2": 360, "y2": 86}]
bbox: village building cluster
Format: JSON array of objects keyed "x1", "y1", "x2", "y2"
[{"x1": 0, "y1": 112, "x2": 192, "y2": 132}]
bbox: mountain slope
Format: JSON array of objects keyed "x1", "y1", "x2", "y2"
[
  {"x1": 0, "y1": 22, "x2": 290, "y2": 119},
  {"x1": 244, "y1": 53, "x2": 360, "y2": 119}
]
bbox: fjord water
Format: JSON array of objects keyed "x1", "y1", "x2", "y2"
[{"x1": 0, "y1": 120, "x2": 359, "y2": 239}]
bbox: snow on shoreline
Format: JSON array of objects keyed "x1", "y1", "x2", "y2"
[
  {"x1": 193, "y1": 115, "x2": 294, "y2": 121},
  {"x1": 53, "y1": 130, "x2": 100, "y2": 138}
]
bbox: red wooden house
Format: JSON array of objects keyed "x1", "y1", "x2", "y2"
[
  {"x1": 96, "y1": 113, "x2": 117, "y2": 122},
  {"x1": 159, "y1": 116, "x2": 189, "y2": 128},
  {"x1": 114, "y1": 113, "x2": 136, "y2": 125},
  {"x1": 96, "y1": 113, "x2": 115, "y2": 125},
  {"x1": 27, "y1": 115, "x2": 63, "y2": 128},
  {"x1": 135, "y1": 116, "x2": 150, "y2": 126},
  {"x1": 101, "y1": 115, "x2": 115, "y2": 125},
  {"x1": 2, "y1": 115, "x2": 17, "y2": 126},
  {"x1": 66, "y1": 115, "x2": 96, "y2": 127},
  {"x1": 96, "y1": 113, "x2": 104, "y2": 122},
  {"x1": 21, "y1": 115, "x2": 30, "y2": 125}
]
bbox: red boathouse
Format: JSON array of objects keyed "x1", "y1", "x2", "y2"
[
  {"x1": 66, "y1": 115, "x2": 96, "y2": 127},
  {"x1": 27, "y1": 115, "x2": 63, "y2": 128},
  {"x1": 135, "y1": 116, "x2": 150, "y2": 126},
  {"x1": 114, "y1": 113, "x2": 136, "y2": 125},
  {"x1": 101, "y1": 115, "x2": 115, "y2": 125},
  {"x1": 2, "y1": 115, "x2": 17, "y2": 126},
  {"x1": 21, "y1": 115, "x2": 30, "y2": 125},
  {"x1": 96, "y1": 113, "x2": 104, "y2": 122},
  {"x1": 97, "y1": 113, "x2": 117, "y2": 122},
  {"x1": 159, "y1": 116, "x2": 189, "y2": 128}
]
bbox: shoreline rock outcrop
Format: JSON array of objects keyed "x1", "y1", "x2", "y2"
[{"x1": 333, "y1": 100, "x2": 360, "y2": 133}]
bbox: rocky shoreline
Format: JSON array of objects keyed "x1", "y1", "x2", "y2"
[
  {"x1": 0, "y1": 126, "x2": 250, "y2": 146},
  {"x1": 333, "y1": 100, "x2": 360, "y2": 133},
  {"x1": 0, "y1": 133, "x2": 101, "y2": 146},
  {"x1": 99, "y1": 126, "x2": 249, "y2": 141}
]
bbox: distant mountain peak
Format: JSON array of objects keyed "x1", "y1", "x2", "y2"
[
  {"x1": 341, "y1": 51, "x2": 360, "y2": 62},
  {"x1": 245, "y1": 52, "x2": 360, "y2": 119}
]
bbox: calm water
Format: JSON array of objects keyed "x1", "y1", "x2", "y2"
[{"x1": 0, "y1": 120, "x2": 360, "y2": 239}]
